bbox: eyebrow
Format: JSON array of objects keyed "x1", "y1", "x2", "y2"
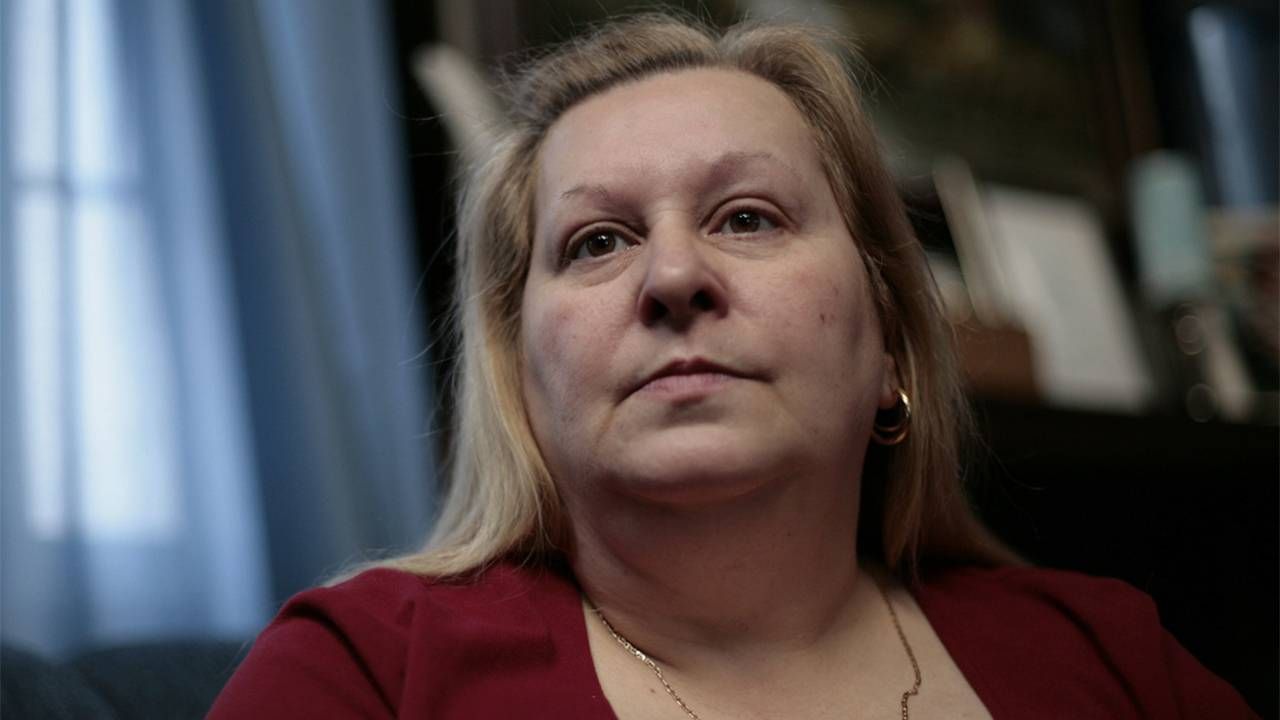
[
  {"x1": 556, "y1": 150, "x2": 805, "y2": 203},
  {"x1": 559, "y1": 183, "x2": 619, "y2": 203}
]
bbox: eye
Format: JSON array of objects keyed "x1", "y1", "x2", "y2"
[
  {"x1": 716, "y1": 209, "x2": 777, "y2": 235},
  {"x1": 567, "y1": 229, "x2": 634, "y2": 262}
]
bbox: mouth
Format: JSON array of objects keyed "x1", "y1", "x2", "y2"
[{"x1": 630, "y1": 357, "x2": 753, "y2": 398}]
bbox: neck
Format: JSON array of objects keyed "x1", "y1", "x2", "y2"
[{"x1": 567, "y1": 469, "x2": 880, "y2": 673}]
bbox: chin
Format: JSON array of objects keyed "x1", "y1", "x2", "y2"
[{"x1": 606, "y1": 431, "x2": 793, "y2": 506}]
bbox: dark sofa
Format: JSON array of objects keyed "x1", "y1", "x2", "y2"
[{"x1": 0, "y1": 640, "x2": 247, "y2": 720}]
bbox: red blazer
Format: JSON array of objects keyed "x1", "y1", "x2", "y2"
[{"x1": 208, "y1": 560, "x2": 1258, "y2": 719}]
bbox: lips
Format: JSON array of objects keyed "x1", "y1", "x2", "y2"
[{"x1": 630, "y1": 357, "x2": 751, "y2": 396}]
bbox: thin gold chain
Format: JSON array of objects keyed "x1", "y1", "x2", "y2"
[
  {"x1": 875, "y1": 578, "x2": 922, "y2": 720},
  {"x1": 592, "y1": 608, "x2": 703, "y2": 719},
  {"x1": 590, "y1": 575, "x2": 922, "y2": 719}
]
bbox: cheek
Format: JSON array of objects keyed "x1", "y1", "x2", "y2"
[
  {"x1": 523, "y1": 300, "x2": 578, "y2": 409},
  {"x1": 767, "y1": 257, "x2": 883, "y2": 398},
  {"x1": 522, "y1": 292, "x2": 617, "y2": 426},
  {"x1": 768, "y1": 267, "x2": 871, "y2": 343}
]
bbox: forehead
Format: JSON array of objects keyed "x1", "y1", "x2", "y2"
[{"x1": 536, "y1": 68, "x2": 823, "y2": 199}]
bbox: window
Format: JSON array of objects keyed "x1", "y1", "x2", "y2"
[{"x1": 7, "y1": 0, "x2": 180, "y2": 540}]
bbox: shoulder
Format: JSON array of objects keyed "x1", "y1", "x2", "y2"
[
  {"x1": 917, "y1": 563, "x2": 1158, "y2": 625},
  {"x1": 259, "y1": 562, "x2": 559, "y2": 662},
  {"x1": 283, "y1": 561, "x2": 562, "y2": 631},
  {"x1": 915, "y1": 564, "x2": 1165, "y2": 673},
  {"x1": 209, "y1": 560, "x2": 594, "y2": 719},
  {"x1": 914, "y1": 564, "x2": 1258, "y2": 719}
]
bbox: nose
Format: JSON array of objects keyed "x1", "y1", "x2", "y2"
[{"x1": 636, "y1": 224, "x2": 729, "y2": 329}]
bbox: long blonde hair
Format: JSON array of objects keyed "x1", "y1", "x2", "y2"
[{"x1": 369, "y1": 13, "x2": 1015, "y2": 583}]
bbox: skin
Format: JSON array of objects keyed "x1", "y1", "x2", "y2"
[{"x1": 521, "y1": 69, "x2": 988, "y2": 720}]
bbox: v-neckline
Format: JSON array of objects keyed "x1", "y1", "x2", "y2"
[{"x1": 552, "y1": 562, "x2": 1002, "y2": 720}]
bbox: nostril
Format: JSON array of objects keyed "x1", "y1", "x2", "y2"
[
  {"x1": 642, "y1": 297, "x2": 669, "y2": 324},
  {"x1": 691, "y1": 290, "x2": 714, "y2": 312},
  {"x1": 636, "y1": 247, "x2": 726, "y2": 326}
]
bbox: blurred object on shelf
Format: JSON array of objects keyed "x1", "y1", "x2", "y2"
[
  {"x1": 1151, "y1": 302, "x2": 1254, "y2": 423},
  {"x1": 924, "y1": 250, "x2": 972, "y2": 324},
  {"x1": 934, "y1": 157, "x2": 1017, "y2": 327},
  {"x1": 1130, "y1": 152, "x2": 1257, "y2": 422},
  {"x1": 925, "y1": 249, "x2": 1038, "y2": 402},
  {"x1": 954, "y1": 321, "x2": 1039, "y2": 403},
  {"x1": 1186, "y1": 4, "x2": 1278, "y2": 209},
  {"x1": 1130, "y1": 152, "x2": 1214, "y2": 306},
  {"x1": 980, "y1": 185, "x2": 1154, "y2": 413},
  {"x1": 928, "y1": 158, "x2": 1143, "y2": 411},
  {"x1": 1208, "y1": 209, "x2": 1280, "y2": 390},
  {"x1": 412, "y1": 44, "x2": 504, "y2": 165}
]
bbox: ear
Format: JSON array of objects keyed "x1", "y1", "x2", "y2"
[{"x1": 878, "y1": 352, "x2": 900, "y2": 410}]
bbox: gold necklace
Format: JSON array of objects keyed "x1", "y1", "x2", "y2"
[{"x1": 590, "y1": 576, "x2": 923, "y2": 720}]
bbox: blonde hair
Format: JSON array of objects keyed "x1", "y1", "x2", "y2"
[{"x1": 370, "y1": 13, "x2": 1016, "y2": 583}]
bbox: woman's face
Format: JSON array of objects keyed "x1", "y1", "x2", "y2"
[{"x1": 521, "y1": 68, "x2": 896, "y2": 506}]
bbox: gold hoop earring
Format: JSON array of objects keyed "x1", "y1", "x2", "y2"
[{"x1": 872, "y1": 389, "x2": 911, "y2": 446}]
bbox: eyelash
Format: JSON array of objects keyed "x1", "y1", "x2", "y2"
[
  {"x1": 713, "y1": 206, "x2": 780, "y2": 235},
  {"x1": 562, "y1": 225, "x2": 638, "y2": 264},
  {"x1": 560, "y1": 203, "x2": 784, "y2": 265}
]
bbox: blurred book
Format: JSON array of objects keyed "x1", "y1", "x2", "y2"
[
  {"x1": 980, "y1": 186, "x2": 1155, "y2": 413},
  {"x1": 932, "y1": 159, "x2": 1153, "y2": 412}
]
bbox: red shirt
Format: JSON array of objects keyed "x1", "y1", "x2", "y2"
[{"x1": 208, "y1": 560, "x2": 1257, "y2": 718}]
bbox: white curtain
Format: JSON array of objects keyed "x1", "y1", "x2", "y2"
[{"x1": 1, "y1": 0, "x2": 434, "y2": 656}]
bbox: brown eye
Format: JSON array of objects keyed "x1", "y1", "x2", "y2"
[
  {"x1": 570, "y1": 231, "x2": 627, "y2": 260},
  {"x1": 729, "y1": 211, "x2": 759, "y2": 233},
  {"x1": 718, "y1": 210, "x2": 776, "y2": 235}
]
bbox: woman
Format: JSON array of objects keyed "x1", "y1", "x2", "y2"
[{"x1": 210, "y1": 14, "x2": 1256, "y2": 719}]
